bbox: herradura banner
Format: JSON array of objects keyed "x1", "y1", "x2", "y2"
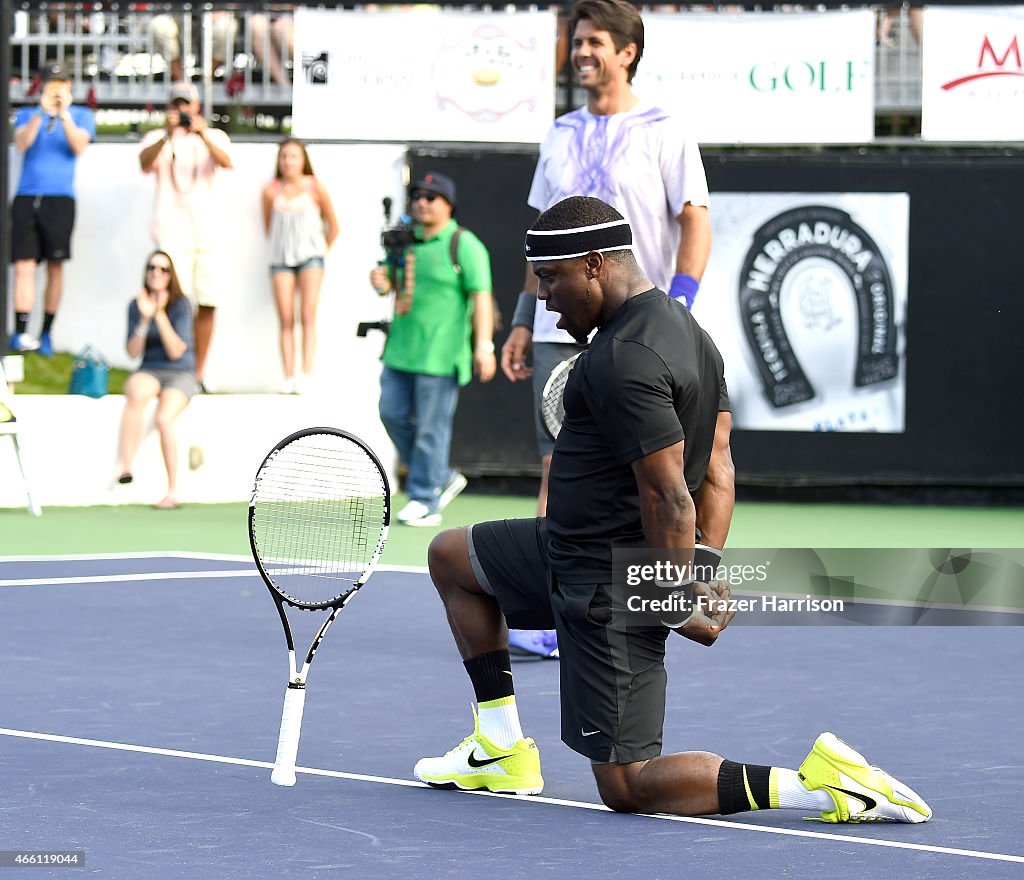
[
  {"x1": 633, "y1": 11, "x2": 876, "y2": 145},
  {"x1": 693, "y1": 194, "x2": 909, "y2": 433},
  {"x1": 291, "y1": 7, "x2": 556, "y2": 143},
  {"x1": 922, "y1": 6, "x2": 1024, "y2": 141}
]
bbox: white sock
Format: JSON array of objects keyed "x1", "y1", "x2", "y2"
[
  {"x1": 477, "y1": 697, "x2": 524, "y2": 749},
  {"x1": 774, "y1": 768, "x2": 837, "y2": 812}
]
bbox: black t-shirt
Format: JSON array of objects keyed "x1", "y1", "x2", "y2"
[{"x1": 546, "y1": 288, "x2": 729, "y2": 584}]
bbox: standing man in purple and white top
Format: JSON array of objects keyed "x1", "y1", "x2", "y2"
[{"x1": 500, "y1": 0, "x2": 711, "y2": 658}]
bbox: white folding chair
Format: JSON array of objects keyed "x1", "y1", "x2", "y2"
[{"x1": 0, "y1": 367, "x2": 41, "y2": 517}]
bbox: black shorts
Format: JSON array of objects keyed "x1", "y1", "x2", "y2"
[
  {"x1": 467, "y1": 518, "x2": 669, "y2": 764},
  {"x1": 11, "y1": 195, "x2": 76, "y2": 263}
]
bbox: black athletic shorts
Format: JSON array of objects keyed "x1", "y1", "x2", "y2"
[
  {"x1": 467, "y1": 517, "x2": 670, "y2": 764},
  {"x1": 11, "y1": 195, "x2": 76, "y2": 263}
]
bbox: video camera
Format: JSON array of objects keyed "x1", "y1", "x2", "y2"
[
  {"x1": 380, "y1": 196, "x2": 419, "y2": 269},
  {"x1": 356, "y1": 197, "x2": 421, "y2": 339},
  {"x1": 356, "y1": 320, "x2": 390, "y2": 338}
]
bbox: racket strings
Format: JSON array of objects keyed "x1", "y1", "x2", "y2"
[
  {"x1": 252, "y1": 436, "x2": 388, "y2": 607},
  {"x1": 541, "y1": 354, "x2": 579, "y2": 440}
]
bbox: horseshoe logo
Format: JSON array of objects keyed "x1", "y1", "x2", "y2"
[{"x1": 738, "y1": 206, "x2": 899, "y2": 409}]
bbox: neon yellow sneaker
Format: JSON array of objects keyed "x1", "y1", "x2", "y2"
[
  {"x1": 798, "y1": 732, "x2": 932, "y2": 823},
  {"x1": 414, "y1": 711, "x2": 543, "y2": 795}
]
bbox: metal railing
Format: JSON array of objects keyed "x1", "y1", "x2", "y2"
[{"x1": 9, "y1": 3, "x2": 295, "y2": 109}]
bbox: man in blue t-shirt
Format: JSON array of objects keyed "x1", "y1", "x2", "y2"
[{"x1": 9, "y1": 61, "x2": 95, "y2": 356}]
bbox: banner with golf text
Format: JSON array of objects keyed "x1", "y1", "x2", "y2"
[
  {"x1": 633, "y1": 11, "x2": 875, "y2": 144},
  {"x1": 292, "y1": 7, "x2": 556, "y2": 143},
  {"x1": 921, "y1": 5, "x2": 1024, "y2": 141},
  {"x1": 692, "y1": 193, "x2": 909, "y2": 433}
]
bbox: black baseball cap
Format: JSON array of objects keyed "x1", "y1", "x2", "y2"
[
  {"x1": 411, "y1": 172, "x2": 457, "y2": 208},
  {"x1": 41, "y1": 61, "x2": 72, "y2": 83}
]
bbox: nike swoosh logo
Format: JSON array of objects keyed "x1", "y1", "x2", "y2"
[
  {"x1": 467, "y1": 751, "x2": 513, "y2": 768},
  {"x1": 822, "y1": 783, "x2": 877, "y2": 813},
  {"x1": 581, "y1": 729, "x2": 600, "y2": 737}
]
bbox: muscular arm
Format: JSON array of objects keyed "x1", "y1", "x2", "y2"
[
  {"x1": 693, "y1": 410, "x2": 735, "y2": 550},
  {"x1": 139, "y1": 133, "x2": 168, "y2": 173},
  {"x1": 675, "y1": 203, "x2": 712, "y2": 281},
  {"x1": 198, "y1": 130, "x2": 233, "y2": 169},
  {"x1": 13, "y1": 113, "x2": 43, "y2": 153},
  {"x1": 500, "y1": 264, "x2": 539, "y2": 382},
  {"x1": 631, "y1": 440, "x2": 696, "y2": 555},
  {"x1": 153, "y1": 309, "x2": 189, "y2": 361},
  {"x1": 262, "y1": 185, "x2": 274, "y2": 236},
  {"x1": 632, "y1": 440, "x2": 734, "y2": 645},
  {"x1": 316, "y1": 180, "x2": 340, "y2": 248},
  {"x1": 62, "y1": 114, "x2": 91, "y2": 155},
  {"x1": 470, "y1": 290, "x2": 497, "y2": 383}
]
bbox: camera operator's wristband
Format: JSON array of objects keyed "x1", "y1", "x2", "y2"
[
  {"x1": 511, "y1": 291, "x2": 536, "y2": 331},
  {"x1": 693, "y1": 544, "x2": 722, "y2": 583}
]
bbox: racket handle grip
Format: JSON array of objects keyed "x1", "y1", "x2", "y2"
[{"x1": 271, "y1": 684, "x2": 306, "y2": 786}]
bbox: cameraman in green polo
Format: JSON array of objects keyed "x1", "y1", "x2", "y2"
[{"x1": 369, "y1": 173, "x2": 496, "y2": 527}]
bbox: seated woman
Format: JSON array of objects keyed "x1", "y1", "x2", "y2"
[{"x1": 116, "y1": 251, "x2": 197, "y2": 509}]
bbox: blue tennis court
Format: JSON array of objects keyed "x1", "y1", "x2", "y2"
[{"x1": 1, "y1": 552, "x2": 1022, "y2": 878}]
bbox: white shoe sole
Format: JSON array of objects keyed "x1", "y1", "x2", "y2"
[
  {"x1": 437, "y1": 473, "x2": 468, "y2": 512},
  {"x1": 817, "y1": 733, "x2": 932, "y2": 823}
]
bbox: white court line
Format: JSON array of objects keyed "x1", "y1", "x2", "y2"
[
  {"x1": 0, "y1": 569, "x2": 259, "y2": 588},
  {"x1": 3, "y1": 554, "x2": 1021, "y2": 614},
  {"x1": 1, "y1": 727, "x2": 1022, "y2": 865},
  {"x1": 0, "y1": 563, "x2": 431, "y2": 588},
  {"x1": 3, "y1": 567, "x2": 1021, "y2": 615}
]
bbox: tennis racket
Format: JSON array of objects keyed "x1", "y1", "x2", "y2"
[
  {"x1": 540, "y1": 353, "x2": 581, "y2": 441},
  {"x1": 249, "y1": 427, "x2": 390, "y2": 786}
]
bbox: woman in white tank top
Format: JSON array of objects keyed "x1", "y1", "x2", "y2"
[{"x1": 262, "y1": 139, "x2": 339, "y2": 393}]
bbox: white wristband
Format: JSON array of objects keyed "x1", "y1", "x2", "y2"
[{"x1": 475, "y1": 341, "x2": 495, "y2": 354}]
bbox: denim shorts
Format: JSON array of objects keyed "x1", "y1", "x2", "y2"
[
  {"x1": 138, "y1": 368, "x2": 199, "y2": 400},
  {"x1": 270, "y1": 256, "x2": 325, "y2": 276}
]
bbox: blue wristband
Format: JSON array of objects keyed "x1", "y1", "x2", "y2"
[{"x1": 668, "y1": 273, "x2": 700, "y2": 310}]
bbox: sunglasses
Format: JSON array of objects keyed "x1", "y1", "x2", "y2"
[
  {"x1": 146, "y1": 264, "x2": 172, "y2": 274},
  {"x1": 412, "y1": 191, "x2": 440, "y2": 203}
]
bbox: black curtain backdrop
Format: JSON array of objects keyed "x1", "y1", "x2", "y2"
[{"x1": 413, "y1": 148, "x2": 1024, "y2": 495}]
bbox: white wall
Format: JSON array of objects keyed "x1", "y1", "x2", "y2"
[
  {"x1": 0, "y1": 393, "x2": 398, "y2": 511},
  {"x1": 6, "y1": 140, "x2": 407, "y2": 390},
  {"x1": 3, "y1": 140, "x2": 410, "y2": 509}
]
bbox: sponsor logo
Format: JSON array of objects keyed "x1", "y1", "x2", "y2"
[
  {"x1": 467, "y1": 751, "x2": 512, "y2": 768},
  {"x1": 749, "y1": 60, "x2": 868, "y2": 93},
  {"x1": 822, "y1": 783, "x2": 878, "y2": 814},
  {"x1": 302, "y1": 51, "x2": 330, "y2": 86},
  {"x1": 581, "y1": 729, "x2": 601, "y2": 737},
  {"x1": 738, "y1": 205, "x2": 898, "y2": 409},
  {"x1": 942, "y1": 35, "x2": 1024, "y2": 90}
]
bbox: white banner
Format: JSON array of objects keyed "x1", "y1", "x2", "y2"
[
  {"x1": 921, "y1": 6, "x2": 1024, "y2": 142},
  {"x1": 292, "y1": 8, "x2": 555, "y2": 143},
  {"x1": 692, "y1": 194, "x2": 909, "y2": 433},
  {"x1": 633, "y1": 11, "x2": 875, "y2": 145}
]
